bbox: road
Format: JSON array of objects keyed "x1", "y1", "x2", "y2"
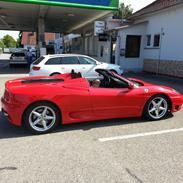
[
  {"x1": 0, "y1": 54, "x2": 29, "y2": 75},
  {"x1": 0, "y1": 74, "x2": 183, "y2": 183}
]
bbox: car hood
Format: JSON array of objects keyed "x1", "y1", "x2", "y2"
[
  {"x1": 128, "y1": 77, "x2": 181, "y2": 94},
  {"x1": 128, "y1": 77, "x2": 155, "y2": 86}
]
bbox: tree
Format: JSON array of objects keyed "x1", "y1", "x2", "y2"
[
  {"x1": 16, "y1": 31, "x2": 23, "y2": 48},
  {"x1": 113, "y1": 3, "x2": 133, "y2": 20},
  {"x1": 2, "y1": 35, "x2": 17, "y2": 48},
  {"x1": 0, "y1": 40, "x2": 4, "y2": 48}
]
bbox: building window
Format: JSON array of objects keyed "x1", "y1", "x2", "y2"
[
  {"x1": 153, "y1": 34, "x2": 160, "y2": 47},
  {"x1": 79, "y1": 57, "x2": 96, "y2": 65},
  {"x1": 45, "y1": 58, "x2": 61, "y2": 65},
  {"x1": 146, "y1": 35, "x2": 151, "y2": 46},
  {"x1": 125, "y1": 35, "x2": 141, "y2": 58},
  {"x1": 61, "y1": 57, "x2": 79, "y2": 64}
]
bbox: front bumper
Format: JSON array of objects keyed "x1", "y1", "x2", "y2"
[
  {"x1": 1, "y1": 108, "x2": 8, "y2": 118},
  {"x1": 10, "y1": 59, "x2": 28, "y2": 64},
  {"x1": 171, "y1": 95, "x2": 183, "y2": 112}
]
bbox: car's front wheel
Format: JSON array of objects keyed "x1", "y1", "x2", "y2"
[
  {"x1": 144, "y1": 95, "x2": 170, "y2": 120},
  {"x1": 23, "y1": 102, "x2": 61, "y2": 134}
]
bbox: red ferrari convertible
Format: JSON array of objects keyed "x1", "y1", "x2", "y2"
[{"x1": 1, "y1": 69, "x2": 183, "y2": 134}]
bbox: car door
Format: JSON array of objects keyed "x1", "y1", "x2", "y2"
[
  {"x1": 43, "y1": 57, "x2": 62, "y2": 75},
  {"x1": 60, "y1": 56, "x2": 81, "y2": 73},
  {"x1": 78, "y1": 56, "x2": 98, "y2": 78},
  {"x1": 90, "y1": 87, "x2": 135, "y2": 119},
  {"x1": 89, "y1": 74, "x2": 143, "y2": 119}
]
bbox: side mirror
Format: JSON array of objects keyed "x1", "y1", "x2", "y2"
[{"x1": 128, "y1": 82, "x2": 134, "y2": 90}]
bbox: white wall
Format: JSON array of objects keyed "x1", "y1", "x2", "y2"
[
  {"x1": 116, "y1": 4, "x2": 183, "y2": 72},
  {"x1": 139, "y1": 5, "x2": 183, "y2": 61},
  {"x1": 117, "y1": 23, "x2": 147, "y2": 71}
]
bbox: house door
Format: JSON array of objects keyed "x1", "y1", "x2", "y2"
[{"x1": 125, "y1": 35, "x2": 141, "y2": 58}]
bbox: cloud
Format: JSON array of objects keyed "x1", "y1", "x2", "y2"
[{"x1": 0, "y1": 31, "x2": 19, "y2": 39}]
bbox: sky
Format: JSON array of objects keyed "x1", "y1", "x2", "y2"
[
  {"x1": 121, "y1": 0, "x2": 155, "y2": 12},
  {"x1": 0, "y1": 30, "x2": 19, "y2": 40},
  {"x1": 0, "y1": 0, "x2": 155, "y2": 40}
]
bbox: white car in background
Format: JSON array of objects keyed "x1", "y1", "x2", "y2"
[
  {"x1": 10, "y1": 52, "x2": 28, "y2": 66},
  {"x1": 29, "y1": 54, "x2": 123, "y2": 78}
]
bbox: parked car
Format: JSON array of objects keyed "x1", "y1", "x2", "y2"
[
  {"x1": 10, "y1": 52, "x2": 27, "y2": 66},
  {"x1": 29, "y1": 54, "x2": 123, "y2": 79},
  {"x1": 1, "y1": 69, "x2": 183, "y2": 134}
]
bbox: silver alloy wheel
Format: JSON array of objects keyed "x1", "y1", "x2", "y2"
[
  {"x1": 29, "y1": 106, "x2": 56, "y2": 132},
  {"x1": 148, "y1": 97, "x2": 168, "y2": 119}
]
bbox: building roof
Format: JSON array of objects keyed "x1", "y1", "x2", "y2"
[
  {"x1": 115, "y1": 21, "x2": 148, "y2": 31},
  {"x1": 129, "y1": 0, "x2": 183, "y2": 19}
]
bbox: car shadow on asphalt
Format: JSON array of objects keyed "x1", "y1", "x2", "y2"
[{"x1": 0, "y1": 111, "x2": 174, "y2": 140}]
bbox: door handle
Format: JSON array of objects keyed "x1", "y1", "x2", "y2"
[{"x1": 82, "y1": 67, "x2": 86, "y2": 69}]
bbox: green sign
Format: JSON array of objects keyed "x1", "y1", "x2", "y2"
[{"x1": 0, "y1": 0, "x2": 119, "y2": 10}]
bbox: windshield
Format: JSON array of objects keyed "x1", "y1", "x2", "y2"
[
  {"x1": 95, "y1": 69, "x2": 142, "y2": 89},
  {"x1": 112, "y1": 72, "x2": 143, "y2": 88}
]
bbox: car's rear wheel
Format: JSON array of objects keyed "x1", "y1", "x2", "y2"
[
  {"x1": 144, "y1": 95, "x2": 170, "y2": 120},
  {"x1": 23, "y1": 102, "x2": 60, "y2": 134}
]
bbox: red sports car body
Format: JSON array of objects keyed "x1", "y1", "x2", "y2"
[{"x1": 1, "y1": 69, "x2": 183, "y2": 134}]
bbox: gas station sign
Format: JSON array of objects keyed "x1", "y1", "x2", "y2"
[
  {"x1": 49, "y1": 0, "x2": 114, "y2": 6},
  {"x1": 2, "y1": 0, "x2": 119, "y2": 10},
  {"x1": 94, "y1": 21, "x2": 105, "y2": 36}
]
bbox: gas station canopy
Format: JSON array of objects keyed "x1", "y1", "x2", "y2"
[{"x1": 0, "y1": 0, "x2": 119, "y2": 33}]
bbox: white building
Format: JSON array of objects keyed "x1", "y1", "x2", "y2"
[{"x1": 116, "y1": 0, "x2": 183, "y2": 78}]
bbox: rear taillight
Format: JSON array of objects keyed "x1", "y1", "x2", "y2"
[
  {"x1": 32, "y1": 66, "x2": 41, "y2": 71},
  {"x1": 4, "y1": 88, "x2": 13, "y2": 102}
]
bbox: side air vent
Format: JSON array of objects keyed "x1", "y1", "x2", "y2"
[{"x1": 21, "y1": 78, "x2": 64, "y2": 84}]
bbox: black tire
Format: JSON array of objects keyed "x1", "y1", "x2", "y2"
[
  {"x1": 143, "y1": 95, "x2": 171, "y2": 121},
  {"x1": 23, "y1": 102, "x2": 61, "y2": 134},
  {"x1": 50, "y1": 72, "x2": 61, "y2": 76}
]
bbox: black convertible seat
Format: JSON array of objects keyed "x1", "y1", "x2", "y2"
[{"x1": 71, "y1": 69, "x2": 82, "y2": 79}]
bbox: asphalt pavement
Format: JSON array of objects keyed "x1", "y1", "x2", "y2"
[
  {"x1": 0, "y1": 54, "x2": 29, "y2": 75},
  {"x1": 0, "y1": 71, "x2": 183, "y2": 183}
]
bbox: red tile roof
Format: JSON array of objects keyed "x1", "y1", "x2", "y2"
[{"x1": 129, "y1": 0, "x2": 183, "y2": 19}]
